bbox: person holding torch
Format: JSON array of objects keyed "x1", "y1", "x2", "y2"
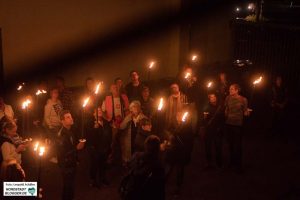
[
  {"x1": 164, "y1": 111, "x2": 194, "y2": 197},
  {"x1": 224, "y1": 84, "x2": 249, "y2": 173},
  {"x1": 56, "y1": 110, "x2": 85, "y2": 200}
]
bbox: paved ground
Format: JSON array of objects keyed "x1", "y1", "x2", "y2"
[{"x1": 23, "y1": 116, "x2": 300, "y2": 200}]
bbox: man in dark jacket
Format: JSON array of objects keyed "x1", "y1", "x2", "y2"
[
  {"x1": 56, "y1": 110, "x2": 85, "y2": 200},
  {"x1": 203, "y1": 93, "x2": 225, "y2": 169},
  {"x1": 86, "y1": 108, "x2": 112, "y2": 188},
  {"x1": 164, "y1": 111, "x2": 194, "y2": 196}
]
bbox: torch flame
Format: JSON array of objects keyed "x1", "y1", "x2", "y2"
[
  {"x1": 158, "y1": 98, "x2": 164, "y2": 111},
  {"x1": 149, "y1": 62, "x2": 155, "y2": 69},
  {"x1": 39, "y1": 146, "x2": 45, "y2": 156},
  {"x1": 95, "y1": 83, "x2": 101, "y2": 95},
  {"x1": 253, "y1": 76, "x2": 263, "y2": 85},
  {"x1": 182, "y1": 112, "x2": 189, "y2": 122},
  {"x1": 34, "y1": 142, "x2": 40, "y2": 151},
  {"x1": 36, "y1": 90, "x2": 42, "y2": 95},
  {"x1": 192, "y1": 55, "x2": 197, "y2": 61},
  {"x1": 17, "y1": 83, "x2": 25, "y2": 91},
  {"x1": 207, "y1": 82, "x2": 213, "y2": 88},
  {"x1": 36, "y1": 89, "x2": 47, "y2": 95},
  {"x1": 22, "y1": 99, "x2": 31, "y2": 109},
  {"x1": 185, "y1": 72, "x2": 191, "y2": 79},
  {"x1": 83, "y1": 97, "x2": 90, "y2": 108}
]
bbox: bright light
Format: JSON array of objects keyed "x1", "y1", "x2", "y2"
[
  {"x1": 253, "y1": 76, "x2": 263, "y2": 85},
  {"x1": 182, "y1": 112, "x2": 189, "y2": 122},
  {"x1": 22, "y1": 99, "x2": 31, "y2": 109},
  {"x1": 149, "y1": 61, "x2": 155, "y2": 69},
  {"x1": 39, "y1": 146, "x2": 45, "y2": 156},
  {"x1": 94, "y1": 83, "x2": 101, "y2": 95},
  {"x1": 36, "y1": 90, "x2": 42, "y2": 95},
  {"x1": 185, "y1": 72, "x2": 191, "y2": 79},
  {"x1": 207, "y1": 82, "x2": 213, "y2": 88},
  {"x1": 192, "y1": 55, "x2": 197, "y2": 61},
  {"x1": 17, "y1": 85, "x2": 23, "y2": 91},
  {"x1": 236, "y1": 7, "x2": 240, "y2": 12},
  {"x1": 34, "y1": 142, "x2": 40, "y2": 151},
  {"x1": 158, "y1": 98, "x2": 164, "y2": 111},
  {"x1": 82, "y1": 97, "x2": 90, "y2": 108},
  {"x1": 248, "y1": 3, "x2": 255, "y2": 10}
]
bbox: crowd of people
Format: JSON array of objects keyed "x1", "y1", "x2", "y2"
[{"x1": 0, "y1": 65, "x2": 289, "y2": 200}]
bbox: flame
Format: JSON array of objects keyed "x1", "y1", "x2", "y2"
[
  {"x1": 192, "y1": 55, "x2": 197, "y2": 61},
  {"x1": 34, "y1": 142, "x2": 39, "y2": 151},
  {"x1": 22, "y1": 99, "x2": 31, "y2": 109},
  {"x1": 17, "y1": 83, "x2": 25, "y2": 91},
  {"x1": 36, "y1": 89, "x2": 47, "y2": 95},
  {"x1": 149, "y1": 62, "x2": 155, "y2": 69},
  {"x1": 181, "y1": 112, "x2": 189, "y2": 122},
  {"x1": 95, "y1": 83, "x2": 101, "y2": 95},
  {"x1": 39, "y1": 146, "x2": 45, "y2": 156},
  {"x1": 158, "y1": 98, "x2": 164, "y2": 111},
  {"x1": 185, "y1": 72, "x2": 191, "y2": 79},
  {"x1": 83, "y1": 97, "x2": 90, "y2": 108},
  {"x1": 207, "y1": 82, "x2": 213, "y2": 88},
  {"x1": 36, "y1": 90, "x2": 42, "y2": 95},
  {"x1": 253, "y1": 76, "x2": 263, "y2": 85}
]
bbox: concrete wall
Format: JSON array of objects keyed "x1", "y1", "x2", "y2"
[
  {"x1": 0, "y1": 0, "x2": 181, "y2": 86},
  {"x1": 0, "y1": 0, "x2": 232, "y2": 87}
]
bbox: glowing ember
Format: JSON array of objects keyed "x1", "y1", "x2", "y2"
[
  {"x1": 182, "y1": 112, "x2": 189, "y2": 122},
  {"x1": 253, "y1": 76, "x2": 263, "y2": 85},
  {"x1": 158, "y1": 98, "x2": 164, "y2": 111}
]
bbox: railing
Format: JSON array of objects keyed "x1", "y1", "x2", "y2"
[{"x1": 231, "y1": 20, "x2": 300, "y2": 88}]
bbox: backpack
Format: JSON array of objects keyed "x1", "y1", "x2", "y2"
[{"x1": 119, "y1": 154, "x2": 153, "y2": 200}]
